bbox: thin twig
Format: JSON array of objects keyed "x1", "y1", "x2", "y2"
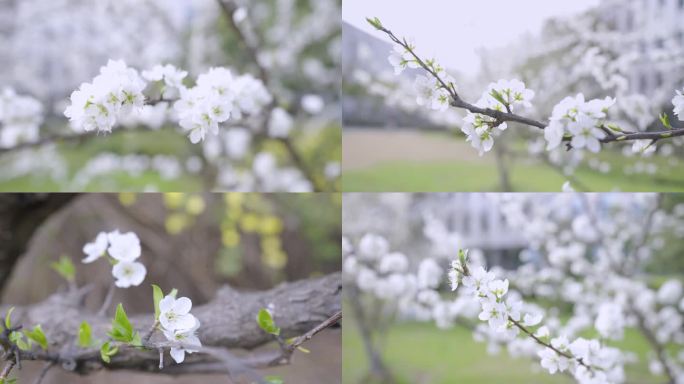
[
  {"x1": 634, "y1": 310, "x2": 675, "y2": 383},
  {"x1": 97, "y1": 284, "x2": 116, "y2": 317},
  {"x1": 143, "y1": 320, "x2": 159, "y2": 344},
  {"x1": 0, "y1": 359, "x2": 16, "y2": 380},
  {"x1": 286, "y1": 310, "x2": 342, "y2": 353},
  {"x1": 32, "y1": 361, "x2": 55, "y2": 384}
]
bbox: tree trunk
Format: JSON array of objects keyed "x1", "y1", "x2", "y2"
[{"x1": 0, "y1": 194, "x2": 77, "y2": 294}]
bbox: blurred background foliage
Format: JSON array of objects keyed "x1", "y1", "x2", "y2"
[
  {"x1": 0, "y1": 0, "x2": 341, "y2": 192},
  {"x1": 2, "y1": 192, "x2": 341, "y2": 307}
]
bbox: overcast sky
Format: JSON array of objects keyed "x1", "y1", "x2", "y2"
[{"x1": 343, "y1": 0, "x2": 601, "y2": 75}]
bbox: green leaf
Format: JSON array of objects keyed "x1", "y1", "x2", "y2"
[
  {"x1": 168, "y1": 288, "x2": 178, "y2": 299},
  {"x1": 297, "y1": 346, "x2": 310, "y2": 353},
  {"x1": 152, "y1": 284, "x2": 163, "y2": 320},
  {"x1": 78, "y1": 321, "x2": 93, "y2": 348},
  {"x1": 25, "y1": 325, "x2": 48, "y2": 351},
  {"x1": 130, "y1": 332, "x2": 142, "y2": 348},
  {"x1": 9, "y1": 331, "x2": 29, "y2": 351},
  {"x1": 285, "y1": 337, "x2": 310, "y2": 353},
  {"x1": 4, "y1": 307, "x2": 14, "y2": 329},
  {"x1": 100, "y1": 341, "x2": 118, "y2": 363},
  {"x1": 265, "y1": 376, "x2": 284, "y2": 384},
  {"x1": 108, "y1": 303, "x2": 139, "y2": 343},
  {"x1": 660, "y1": 112, "x2": 673, "y2": 129},
  {"x1": 489, "y1": 89, "x2": 508, "y2": 108},
  {"x1": 365, "y1": 17, "x2": 383, "y2": 30},
  {"x1": 256, "y1": 308, "x2": 280, "y2": 336},
  {"x1": 50, "y1": 256, "x2": 76, "y2": 282}
]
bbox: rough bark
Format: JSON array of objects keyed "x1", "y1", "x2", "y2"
[
  {"x1": 0, "y1": 194, "x2": 77, "y2": 294},
  {"x1": 0, "y1": 273, "x2": 341, "y2": 377}
]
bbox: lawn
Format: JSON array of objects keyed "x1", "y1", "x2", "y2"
[
  {"x1": 343, "y1": 310, "x2": 669, "y2": 384},
  {"x1": 341, "y1": 129, "x2": 684, "y2": 192},
  {"x1": 342, "y1": 159, "x2": 684, "y2": 192},
  {"x1": 0, "y1": 124, "x2": 341, "y2": 192}
]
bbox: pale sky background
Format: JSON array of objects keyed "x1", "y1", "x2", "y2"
[{"x1": 343, "y1": 0, "x2": 602, "y2": 76}]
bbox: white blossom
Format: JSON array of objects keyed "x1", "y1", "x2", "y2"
[
  {"x1": 595, "y1": 303, "x2": 624, "y2": 340},
  {"x1": 0, "y1": 88, "x2": 43, "y2": 148},
  {"x1": 163, "y1": 316, "x2": 202, "y2": 364},
  {"x1": 142, "y1": 64, "x2": 187, "y2": 98},
  {"x1": 159, "y1": 295, "x2": 197, "y2": 331},
  {"x1": 539, "y1": 347, "x2": 569, "y2": 374},
  {"x1": 417, "y1": 258, "x2": 443, "y2": 289},
  {"x1": 358, "y1": 234, "x2": 389, "y2": 260},
  {"x1": 414, "y1": 75, "x2": 449, "y2": 111},
  {"x1": 462, "y1": 266, "x2": 495, "y2": 296},
  {"x1": 657, "y1": 280, "x2": 683, "y2": 305},
  {"x1": 64, "y1": 60, "x2": 146, "y2": 133},
  {"x1": 485, "y1": 79, "x2": 535, "y2": 111},
  {"x1": 568, "y1": 114, "x2": 606, "y2": 153},
  {"x1": 268, "y1": 107, "x2": 294, "y2": 138},
  {"x1": 82, "y1": 232, "x2": 109, "y2": 263},
  {"x1": 112, "y1": 261, "x2": 146, "y2": 288},
  {"x1": 107, "y1": 231, "x2": 142, "y2": 262},
  {"x1": 673, "y1": 89, "x2": 684, "y2": 121},
  {"x1": 387, "y1": 45, "x2": 418, "y2": 75},
  {"x1": 377, "y1": 252, "x2": 409, "y2": 274}
]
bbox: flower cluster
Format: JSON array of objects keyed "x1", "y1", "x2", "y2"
[
  {"x1": 65, "y1": 60, "x2": 147, "y2": 133},
  {"x1": 450, "y1": 249, "x2": 625, "y2": 384},
  {"x1": 673, "y1": 89, "x2": 684, "y2": 122},
  {"x1": 544, "y1": 94, "x2": 615, "y2": 152},
  {"x1": 142, "y1": 64, "x2": 188, "y2": 99},
  {"x1": 82, "y1": 230, "x2": 146, "y2": 288},
  {"x1": 174, "y1": 68, "x2": 272, "y2": 144},
  {"x1": 461, "y1": 79, "x2": 535, "y2": 156},
  {"x1": 159, "y1": 295, "x2": 202, "y2": 364},
  {"x1": 64, "y1": 62, "x2": 274, "y2": 145},
  {"x1": 0, "y1": 88, "x2": 44, "y2": 148},
  {"x1": 344, "y1": 233, "x2": 444, "y2": 302}
]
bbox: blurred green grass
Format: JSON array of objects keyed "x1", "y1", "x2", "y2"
[
  {"x1": 343, "y1": 308, "x2": 668, "y2": 384},
  {"x1": 342, "y1": 131, "x2": 684, "y2": 192},
  {"x1": 0, "y1": 124, "x2": 341, "y2": 192},
  {"x1": 342, "y1": 159, "x2": 684, "y2": 192}
]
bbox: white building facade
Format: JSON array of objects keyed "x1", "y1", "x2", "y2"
[{"x1": 598, "y1": 0, "x2": 684, "y2": 95}]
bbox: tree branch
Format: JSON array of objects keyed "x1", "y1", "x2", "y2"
[
  {"x1": 0, "y1": 273, "x2": 341, "y2": 377},
  {"x1": 376, "y1": 24, "x2": 684, "y2": 145},
  {"x1": 216, "y1": 0, "x2": 325, "y2": 192}
]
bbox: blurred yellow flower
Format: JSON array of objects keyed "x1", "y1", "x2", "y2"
[
  {"x1": 186, "y1": 195, "x2": 206, "y2": 215},
  {"x1": 118, "y1": 192, "x2": 137, "y2": 206},
  {"x1": 164, "y1": 193, "x2": 185, "y2": 209}
]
